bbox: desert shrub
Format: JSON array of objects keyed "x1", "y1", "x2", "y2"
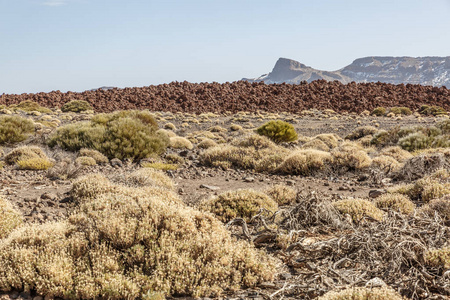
[
  {"x1": 430, "y1": 134, "x2": 450, "y2": 148},
  {"x1": 142, "y1": 162, "x2": 178, "y2": 171},
  {"x1": 437, "y1": 119, "x2": 450, "y2": 134},
  {"x1": 48, "y1": 111, "x2": 168, "y2": 160},
  {"x1": 169, "y1": 136, "x2": 193, "y2": 150},
  {"x1": 164, "y1": 122, "x2": 177, "y2": 130},
  {"x1": 346, "y1": 126, "x2": 378, "y2": 140},
  {"x1": 264, "y1": 185, "x2": 297, "y2": 206},
  {"x1": 256, "y1": 120, "x2": 298, "y2": 144},
  {"x1": 301, "y1": 139, "x2": 329, "y2": 151},
  {"x1": 374, "y1": 193, "x2": 415, "y2": 215},
  {"x1": 61, "y1": 100, "x2": 92, "y2": 113},
  {"x1": 419, "y1": 105, "x2": 447, "y2": 116},
  {"x1": 4, "y1": 146, "x2": 48, "y2": 165},
  {"x1": 200, "y1": 189, "x2": 278, "y2": 223},
  {"x1": 0, "y1": 174, "x2": 275, "y2": 298},
  {"x1": 157, "y1": 128, "x2": 177, "y2": 138},
  {"x1": 379, "y1": 146, "x2": 413, "y2": 162},
  {"x1": 0, "y1": 196, "x2": 23, "y2": 239},
  {"x1": 314, "y1": 133, "x2": 339, "y2": 149},
  {"x1": 370, "y1": 107, "x2": 387, "y2": 116},
  {"x1": 75, "y1": 156, "x2": 97, "y2": 166},
  {"x1": 201, "y1": 135, "x2": 287, "y2": 173},
  {"x1": 0, "y1": 115, "x2": 35, "y2": 145},
  {"x1": 17, "y1": 157, "x2": 54, "y2": 170},
  {"x1": 197, "y1": 138, "x2": 218, "y2": 149},
  {"x1": 122, "y1": 168, "x2": 174, "y2": 190},
  {"x1": 333, "y1": 199, "x2": 384, "y2": 222},
  {"x1": 331, "y1": 143, "x2": 372, "y2": 170},
  {"x1": 398, "y1": 132, "x2": 434, "y2": 151},
  {"x1": 394, "y1": 170, "x2": 450, "y2": 202},
  {"x1": 230, "y1": 124, "x2": 243, "y2": 131},
  {"x1": 9, "y1": 100, "x2": 52, "y2": 114},
  {"x1": 78, "y1": 148, "x2": 108, "y2": 164},
  {"x1": 425, "y1": 247, "x2": 450, "y2": 269},
  {"x1": 371, "y1": 155, "x2": 402, "y2": 173},
  {"x1": 164, "y1": 153, "x2": 185, "y2": 164},
  {"x1": 318, "y1": 286, "x2": 404, "y2": 300},
  {"x1": 208, "y1": 125, "x2": 227, "y2": 132},
  {"x1": 389, "y1": 107, "x2": 412, "y2": 116},
  {"x1": 276, "y1": 149, "x2": 332, "y2": 176},
  {"x1": 421, "y1": 196, "x2": 450, "y2": 221}
]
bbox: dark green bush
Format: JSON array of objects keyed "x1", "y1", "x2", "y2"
[
  {"x1": 419, "y1": 105, "x2": 447, "y2": 116},
  {"x1": 370, "y1": 107, "x2": 387, "y2": 116},
  {"x1": 61, "y1": 100, "x2": 93, "y2": 113},
  {"x1": 256, "y1": 120, "x2": 298, "y2": 144},
  {"x1": 0, "y1": 115, "x2": 35, "y2": 144},
  {"x1": 48, "y1": 110, "x2": 168, "y2": 160}
]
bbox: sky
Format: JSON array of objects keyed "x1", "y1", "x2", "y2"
[{"x1": 1, "y1": 0, "x2": 450, "y2": 94}]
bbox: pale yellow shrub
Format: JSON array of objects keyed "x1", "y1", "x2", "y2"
[
  {"x1": 333, "y1": 199, "x2": 384, "y2": 222},
  {"x1": 264, "y1": 185, "x2": 297, "y2": 206},
  {"x1": 4, "y1": 146, "x2": 48, "y2": 165},
  {"x1": 371, "y1": 155, "x2": 402, "y2": 172},
  {"x1": 75, "y1": 156, "x2": 97, "y2": 166},
  {"x1": 301, "y1": 139, "x2": 330, "y2": 151},
  {"x1": 318, "y1": 286, "x2": 405, "y2": 300},
  {"x1": 276, "y1": 149, "x2": 332, "y2": 176},
  {"x1": 17, "y1": 157, "x2": 54, "y2": 170},
  {"x1": 197, "y1": 138, "x2": 218, "y2": 149},
  {"x1": 0, "y1": 196, "x2": 23, "y2": 239},
  {"x1": 379, "y1": 146, "x2": 413, "y2": 162},
  {"x1": 374, "y1": 193, "x2": 415, "y2": 215},
  {"x1": 425, "y1": 246, "x2": 450, "y2": 269},
  {"x1": 78, "y1": 148, "x2": 108, "y2": 164},
  {"x1": 314, "y1": 133, "x2": 339, "y2": 149},
  {"x1": 332, "y1": 143, "x2": 372, "y2": 170},
  {"x1": 169, "y1": 136, "x2": 193, "y2": 150}
]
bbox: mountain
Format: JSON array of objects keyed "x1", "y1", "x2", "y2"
[{"x1": 243, "y1": 56, "x2": 450, "y2": 87}]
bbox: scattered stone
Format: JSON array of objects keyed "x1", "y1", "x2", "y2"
[
  {"x1": 286, "y1": 179, "x2": 296, "y2": 186},
  {"x1": 338, "y1": 186, "x2": 349, "y2": 191},
  {"x1": 200, "y1": 184, "x2": 220, "y2": 191},
  {"x1": 365, "y1": 277, "x2": 387, "y2": 288},
  {"x1": 258, "y1": 282, "x2": 276, "y2": 289},
  {"x1": 41, "y1": 192, "x2": 57, "y2": 201},
  {"x1": 357, "y1": 174, "x2": 369, "y2": 181},
  {"x1": 110, "y1": 158, "x2": 123, "y2": 168},
  {"x1": 323, "y1": 182, "x2": 330, "y2": 186},
  {"x1": 369, "y1": 189, "x2": 385, "y2": 198},
  {"x1": 178, "y1": 188, "x2": 185, "y2": 195},
  {"x1": 244, "y1": 177, "x2": 255, "y2": 182},
  {"x1": 280, "y1": 273, "x2": 292, "y2": 280}
]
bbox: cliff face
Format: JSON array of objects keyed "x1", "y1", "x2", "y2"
[{"x1": 243, "y1": 56, "x2": 450, "y2": 87}]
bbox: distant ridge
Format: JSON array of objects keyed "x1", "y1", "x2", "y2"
[{"x1": 243, "y1": 56, "x2": 450, "y2": 87}]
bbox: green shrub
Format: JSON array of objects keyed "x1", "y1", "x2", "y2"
[
  {"x1": 200, "y1": 189, "x2": 278, "y2": 223},
  {"x1": 370, "y1": 107, "x2": 387, "y2": 116},
  {"x1": 256, "y1": 120, "x2": 298, "y2": 144},
  {"x1": 318, "y1": 287, "x2": 404, "y2": 300},
  {"x1": 61, "y1": 100, "x2": 93, "y2": 113},
  {"x1": 9, "y1": 100, "x2": 52, "y2": 114},
  {"x1": 333, "y1": 199, "x2": 384, "y2": 222},
  {"x1": 389, "y1": 107, "x2": 412, "y2": 116},
  {"x1": 374, "y1": 193, "x2": 415, "y2": 215},
  {"x1": 4, "y1": 146, "x2": 48, "y2": 165},
  {"x1": 419, "y1": 105, "x2": 447, "y2": 116},
  {"x1": 0, "y1": 115, "x2": 35, "y2": 144},
  {"x1": 398, "y1": 132, "x2": 434, "y2": 151},
  {"x1": 437, "y1": 119, "x2": 450, "y2": 134},
  {"x1": 48, "y1": 111, "x2": 168, "y2": 160},
  {"x1": 0, "y1": 196, "x2": 23, "y2": 239}
]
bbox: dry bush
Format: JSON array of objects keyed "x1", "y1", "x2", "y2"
[
  {"x1": 370, "y1": 107, "x2": 387, "y2": 116},
  {"x1": 156, "y1": 128, "x2": 176, "y2": 138},
  {"x1": 78, "y1": 148, "x2": 108, "y2": 164},
  {"x1": 371, "y1": 155, "x2": 402, "y2": 173},
  {"x1": 264, "y1": 184, "x2": 297, "y2": 206},
  {"x1": 121, "y1": 168, "x2": 175, "y2": 190},
  {"x1": 208, "y1": 125, "x2": 227, "y2": 132},
  {"x1": 164, "y1": 122, "x2": 177, "y2": 130},
  {"x1": 331, "y1": 143, "x2": 372, "y2": 171},
  {"x1": 0, "y1": 173, "x2": 275, "y2": 298},
  {"x1": 169, "y1": 136, "x2": 193, "y2": 150},
  {"x1": 276, "y1": 149, "x2": 332, "y2": 176},
  {"x1": 419, "y1": 105, "x2": 448, "y2": 116},
  {"x1": 318, "y1": 286, "x2": 405, "y2": 300},
  {"x1": 197, "y1": 138, "x2": 218, "y2": 149},
  {"x1": 230, "y1": 124, "x2": 243, "y2": 131},
  {"x1": 0, "y1": 115, "x2": 35, "y2": 145},
  {"x1": 374, "y1": 193, "x2": 415, "y2": 215},
  {"x1": 49, "y1": 110, "x2": 168, "y2": 160},
  {"x1": 379, "y1": 146, "x2": 413, "y2": 162},
  {"x1": 301, "y1": 139, "x2": 330, "y2": 151},
  {"x1": 389, "y1": 107, "x2": 412, "y2": 116},
  {"x1": 4, "y1": 146, "x2": 48, "y2": 165},
  {"x1": 394, "y1": 152, "x2": 448, "y2": 181},
  {"x1": 164, "y1": 153, "x2": 185, "y2": 164},
  {"x1": 46, "y1": 158, "x2": 82, "y2": 180},
  {"x1": 333, "y1": 199, "x2": 384, "y2": 223},
  {"x1": 420, "y1": 195, "x2": 450, "y2": 222},
  {"x1": 200, "y1": 189, "x2": 278, "y2": 223},
  {"x1": 142, "y1": 162, "x2": 178, "y2": 171},
  {"x1": 346, "y1": 126, "x2": 378, "y2": 140},
  {"x1": 75, "y1": 156, "x2": 96, "y2": 166},
  {"x1": 17, "y1": 157, "x2": 54, "y2": 170},
  {"x1": 0, "y1": 196, "x2": 23, "y2": 239},
  {"x1": 61, "y1": 100, "x2": 92, "y2": 113},
  {"x1": 314, "y1": 133, "x2": 339, "y2": 149},
  {"x1": 9, "y1": 100, "x2": 52, "y2": 114}
]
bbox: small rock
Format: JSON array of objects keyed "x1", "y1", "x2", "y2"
[
  {"x1": 369, "y1": 189, "x2": 385, "y2": 198},
  {"x1": 357, "y1": 174, "x2": 369, "y2": 181},
  {"x1": 200, "y1": 184, "x2": 220, "y2": 191},
  {"x1": 41, "y1": 192, "x2": 57, "y2": 201},
  {"x1": 323, "y1": 182, "x2": 330, "y2": 186},
  {"x1": 338, "y1": 186, "x2": 349, "y2": 191},
  {"x1": 244, "y1": 177, "x2": 255, "y2": 182},
  {"x1": 280, "y1": 273, "x2": 292, "y2": 280},
  {"x1": 178, "y1": 188, "x2": 184, "y2": 195},
  {"x1": 286, "y1": 179, "x2": 296, "y2": 186},
  {"x1": 365, "y1": 277, "x2": 387, "y2": 288},
  {"x1": 258, "y1": 282, "x2": 276, "y2": 289},
  {"x1": 179, "y1": 150, "x2": 189, "y2": 157},
  {"x1": 110, "y1": 158, "x2": 123, "y2": 168}
]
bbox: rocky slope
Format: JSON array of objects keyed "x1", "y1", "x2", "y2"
[{"x1": 244, "y1": 56, "x2": 450, "y2": 87}]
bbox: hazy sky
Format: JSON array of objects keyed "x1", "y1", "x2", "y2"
[{"x1": 2, "y1": 0, "x2": 450, "y2": 94}]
